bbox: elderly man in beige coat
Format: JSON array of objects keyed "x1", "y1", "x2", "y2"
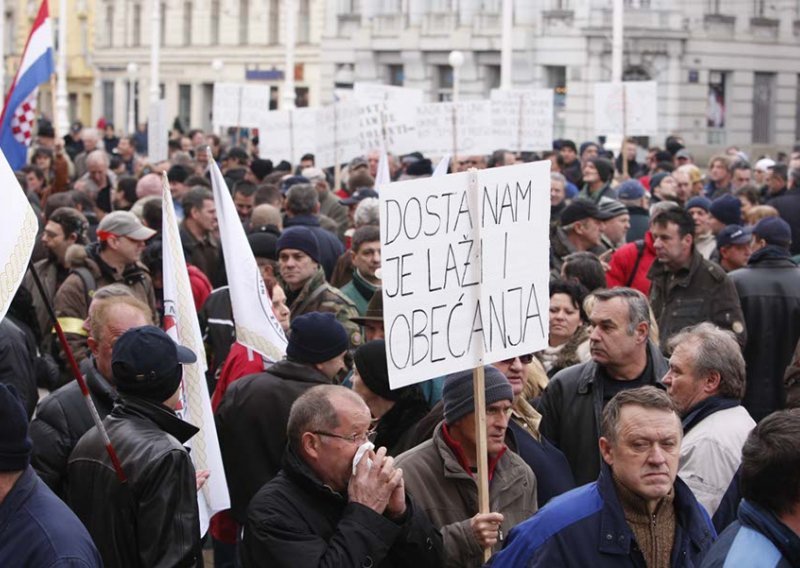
[{"x1": 396, "y1": 366, "x2": 538, "y2": 567}]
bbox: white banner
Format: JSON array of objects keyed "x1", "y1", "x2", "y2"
[
  {"x1": 594, "y1": 81, "x2": 658, "y2": 136},
  {"x1": 147, "y1": 99, "x2": 168, "y2": 162},
  {"x1": 213, "y1": 83, "x2": 272, "y2": 129},
  {"x1": 354, "y1": 83, "x2": 424, "y2": 155},
  {"x1": 0, "y1": 150, "x2": 37, "y2": 322},
  {"x1": 491, "y1": 89, "x2": 554, "y2": 152},
  {"x1": 379, "y1": 161, "x2": 551, "y2": 389},
  {"x1": 209, "y1": 160, "x2": 288, "y2": 361},
  {"x1": 160, "y1": 174, "x2": 229, "y2": 536},
  {"x1": 416, "y1": 100, "x2": 493, "y2": 157}
]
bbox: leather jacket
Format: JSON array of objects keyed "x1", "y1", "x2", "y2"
[{"x1": 67, "y1": 396, "x2": 201, "y2": 568}]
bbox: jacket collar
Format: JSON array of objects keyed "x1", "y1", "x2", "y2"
[
  {"x1": 86, "y1": 358, "x2": 117, "y2": 404},
  {"x1": 114, "y1": 396, "x2": 199, "y2": 444},
  {"x1": 0, "y1": 467, "x2": 37, "y2": 535},
  {"x1": 283, "y1": 266, "x2": 327, "y2": 309},
  {"x1": 440, "y1": 422, "x2": 507, "y2": 482},
  {"x1": 747, "y1": 245, "x2": 794, "y2": 266},
  {"x1": 576, "y1": 341, "x2": 667, "y2": 394},
  {"x1": 284, "y1": 214, "x2": 321, "y2": 228},
  {"x1": 647, "y1": 248, "x2": 703, "y2": 287},
  {"x1": 268, "y1": 359, "x2": 332, "y2": 386},
  {"x1": 282, "y1": 445, "x2": 347, "y2": 502},
  {"x1": 350, "y1": 269, "x2": 379, "y2": 301},
  {"x1": 596, "y1": 464, "x2": 714, "y2": 557},
  {"x1": 682, "y1": 396, "x2": 740, "y2": 434},
  {"x1": 739, "y1": 499, "x2": 800, "y2": 566}
]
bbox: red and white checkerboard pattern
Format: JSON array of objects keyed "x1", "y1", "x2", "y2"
[{"x1": 10, "y1": 90, "x2": 38, "y2": 145}]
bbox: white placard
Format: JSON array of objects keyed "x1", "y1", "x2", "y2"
[
  {"x1": 491, "y1": 89, "x2": 554, "y2": 152},
  {"x1": 315, "y1": 103, "x2": 362, "y2": 169},
  {"x1": 0, "y1": 151, "x2": 37, "y2": 322},
  {"x1": 257, "y1": 110, "x2": 293, "y2": 163},
  {"x1": 594, "y1": 81, "x2": 658, "y2": 136},
  {"x1": 379, "y1": 161, "x2": 551, "y2": 389},
  {"x1": 415, "y1": 100, "x2": 494, "y2": 157},
  {"x1": 147, "y1": 99, "x2": 168, "y2": 162},
  {"x1": 354, "y1": 83, "x2": 424, "y2": 155},
  {"x1": 212, "y1": 83, "x2": 243, "y2": 130},
  {"x1": 354, "y1": 83, "x2": 424, "y2": 104},
  {"x1": 239, "y1": 85, "x2": 272, "y2": 129}
]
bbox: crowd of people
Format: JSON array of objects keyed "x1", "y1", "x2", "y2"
[{"x1": 1, "y1": 120, "x2": 800, "y2": 567}]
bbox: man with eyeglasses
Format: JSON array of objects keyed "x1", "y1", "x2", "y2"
[
  {"x1": 241, "y1": 385, "x2": 443, "y2": 567},
  {"x1": 216, "y1": 312, "x2": 351, "y2": 529},
  {"x1": 54, "y1": 210, "x2": 156, "y2": 365},
  {"x1": 396, "y1": 366, "x2": 538, "y2": 566}
]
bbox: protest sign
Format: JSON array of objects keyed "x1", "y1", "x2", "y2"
[
  {"x1": 212, "y1": 83, "x2": 242, "y2": 130},
  {"x1": 0, "y1": 150, "x2": 37, "y2": 322},
  {"x1": 257, "y1": 109, "x2": 292, "y2": 163},
  {"x1": 379, "y1": 161, "x2": 551, "y2": 389},
  {"x1": 314, "y1": 103, "x2": 362, "y2": 169},
  {"x1": 491, "y1": 89, "x2": 554, "y2": 152},
  {"x1": 239, "y1": 84, "x2": 272, "y2": 128},
  {"x1": 354, "y1": 83, "x2": 423, "y2": 155},
  {"x1": 147, "y1": 99, "x2": 168, "y2": 162},
  {"x1": 416, "y1": 100, "x2": 493, "y2": 157},
  {"x1": 594, "y1": 81, "x2": 658, "y2": 136}
]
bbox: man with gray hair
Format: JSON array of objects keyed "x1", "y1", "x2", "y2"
[
  {"x1": 241, "y1": 384, "x2": 443, "y2": 567},
  {"x1": 284, "y1": 182, "x2": 345, "y2": 280},
  {"x1": 662, "y1": 323, "x2": 755, "y2": 515},
  {"x1": 490, "y1": 387, "x2": 714, "y2": 567},
  {"x1": 302, "y1": 166, "x2": 348, "y2": 236},
  {"x1": 539, "y1": 287, "x2": 668, "y2": 485},
  {"x1": 79, "y1": 149, "x2": 116, "y2": 213}
]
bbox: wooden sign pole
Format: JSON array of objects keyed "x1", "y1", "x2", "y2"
[{"x1": 473, "y1": 364, "x2": 492, "y2": 563}]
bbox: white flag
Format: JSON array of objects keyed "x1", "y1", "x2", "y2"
[
  {"x1": 161, "y1": 173, "x2": 230, "y2": 535},
  {"x1": 432, "y1": 155, "x2": 451, "y2": 177},
  {"x1": 375, "y1": 149, "x2": 390, "y2": 189},
  {"x1": 208, "y1": 160, "x2": 288, "y2": 360},
  {"x1": 0, "y1": 150, "x2": 38, "y2": 321}
]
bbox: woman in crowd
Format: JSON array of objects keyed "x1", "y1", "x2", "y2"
[
  {"x1": 351, "y1": 339, "x2": 429, "y2": 456},
  {"x1": 536, "y1": 280, "x2": 590, "y2": 377}
]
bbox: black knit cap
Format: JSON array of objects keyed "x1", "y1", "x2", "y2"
[
  {"x1": 112, "y1": 326, "x2": 196, "y2": 403},
  {"x1": 442, "y1": 366, "x2": 513, "y2": 425},
  {"x1": 589, "y1": 157, "x2": 614, "y2": 183},
  {"x1": 286, "y1": 312, "x2": 348, "y2": 364},
  {"x1": 354, "y1": 340, "x2": 404, "y2": 402},
  {"x1": 276, "y1": 226, "x2": 320, "y2": 264},
  {"x1": 0, "y1": 384, "x2": 32, "y2": 471}
]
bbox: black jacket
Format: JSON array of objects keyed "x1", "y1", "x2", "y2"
[
  {"x1": 30, "y1": 358, "x2": 116, "y2": 498},
  {"x1": 767, "y1": 188, "x2": 800, "y2": 255},
  {"x1": 216, "y1": 359, "x2": 332, "y2": 523},
  {"x1": 242, "y1": 448, "x2": 443, "y2": 568},
  {"x1": 729, "y1": 249, "x2": 800, "y2": 421},
  {"x1": 0, "y1": 317, "x2": 36, "y2": 418},
  {"x1": 539, "y1": 341, "x2": 668, "y2": 485},
  {"x1": 67, "y1": 396, "x2": 201, "y2": 568},
  {"x1": 648, "y1": 249, "x2": 746, "y2": 353},
  {"x1": 198, "y1": 286, "x2": 235, "y2": 385}
]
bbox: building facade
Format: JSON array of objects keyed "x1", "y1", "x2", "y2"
[{"x1": 321, "y1": 0, "x2": 800, "y2": 150}]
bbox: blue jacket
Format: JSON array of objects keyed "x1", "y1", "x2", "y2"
[
  {"x1": 0, "y1": 466, "x2": 102, "y2": 567},
  {"x1": 488, "y1": 466, "x2": 715, "y2": 567},
  {"x1": 701, "y1": 500, "x2": 800, "y2": 567}
]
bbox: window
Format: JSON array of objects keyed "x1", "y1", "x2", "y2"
[
  {"x1": 210, "y1": 0, "x2": 220, "y2": 44},
  {"x1": 707, "y1": 71, "x2": 726, "y2": 145},
  {"x1": 436, "y1": 65, "x2": 454, "y2": 102},
  {"x1": 239, "y1": 0, "x2": 249, "y2": 45},
  {"x1": 105, "y1": 3, "x2": 114, "y2": 47},
  {"x1": 485, "y1": 64, "x2": 501, "y2": 92},
  {"x1": 102, "y1": 80, "x2": 115, "y2": 122},
  {"x1": 298, "y1": 0, "x2": 310, "y2": 44},
  {"x1": 753, "y1": 73, "x2": 775, "y2": 144},
  {"x1": 546, "y1": 66, "x2": 567, "y2": 138},
  {"x1": 183, "y1": 1, "x2": 192, "y2": 46},
  {"x1": 707, "y1": 0, "x2": 722, "y2": 14},
  {"x1": 269, "y1": 0, "x2": 279, "y2": 44},
  {"x1": 178, "y1": 84, "x2": 192, "y2": 131},
  {"x1": 295, "y1": 87, "x2": 309, "y2": 108},
  {"x1": 387, "y1": 64, "x2": 404, "y2": 86},
  {"x1": 160, "y1": 2, "x2": 166, "y2": 46},
  {"x1": 132, "y1": 3, "x2": 141, "y2": 47}
]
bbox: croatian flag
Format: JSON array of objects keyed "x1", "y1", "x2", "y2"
[{"x1": 0, "y1": 0, "x2": 55, "y2": 171}]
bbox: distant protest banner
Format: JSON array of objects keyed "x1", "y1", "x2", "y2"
[
  {"x1": 147, "y1": 99, "x2": 168, "y2": 162},
  {"x1": 379, "y1": 161, "x2": 551, "y2": 389},
  {"x1": 212, "y1": 83, "x2": 271, "y2": 129},
  {"x1": 491, "y1": 89, "x2": 554, "y2": 152},
  {"x1": 416, "y1": 100, "x2": 493, "y2": 157},
  {"x1": 314, "y1": 103, "x2": 362, "y2": 169},
  {"x1": 354, "y1": 83, "x2": 423, "y2": 155},
  {"x1": 594, "y1": 81, "x2": 658, "y2": 136}
]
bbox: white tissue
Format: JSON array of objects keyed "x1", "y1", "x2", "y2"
[{"x1": 352, "y1": 441, "x2": 375, "y2": 475}]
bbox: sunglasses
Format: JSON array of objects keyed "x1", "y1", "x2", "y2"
[{"x1": 501, "y1": 354, "x2": 534, "y2": 365}]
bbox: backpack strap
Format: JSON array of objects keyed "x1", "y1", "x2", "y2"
[
  {"x1": 70, "y1": 267, "x2": 97, "y2": 310},
  {"x1": 625, "y1": 240, "x2": 646, "y2": 288}
]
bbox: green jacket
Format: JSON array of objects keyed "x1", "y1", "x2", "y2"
[
  {"x1": 281, "y1": 267, "x2": 362, "y2": 347},
  {"x1": 340, "y1": 269, "x2": 378, "y2": 315}
]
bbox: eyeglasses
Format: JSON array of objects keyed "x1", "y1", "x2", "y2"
[
  {"x1": 313, "y1": 429, "x2": 377, "y2": 445},
  {"x1": 501, "y1": 354, "x2": 534, "y2": 365}
]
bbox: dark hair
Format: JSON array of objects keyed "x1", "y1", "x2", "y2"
[
  {"x1": 116, "y1": 175, "x2": 138, "y2": 207},
  {"x1": 232, "y1": 180, "x2": 257, "y2": 197},
  {"x1": 140, "y1": 239, "x2": 162, "y2": 277},
  {"x1": 562, "y1": 252, "x2": 606, "y2": 292},
  {"x1": 184, "y1": 174, "x2": 211, "y2": 189},
  {"x1": 732, "y1": 160, "x2": 751, "y2": 172},
  {"x1": 300, "y1": 153, "x2": 315, "y2": 163},
  {"x1": 142, "y1": 198, "x2": 163, "y2": 230},
  {"x1": 655, "y1": 161, "x2": 675, "y2": 174},
  {"x1": 601, "y1": 386, "x2": 679, "y2": 443},
  {"x1": 49, "y1": 207, "x2": 88, "y2": 244},
  {"x1": 741, "y1": 409, "x2": 800, "y2": 516},
  {"x1": 21, "y1": 165, "x2": 46, "y2": 183},
  {"x1": 254, "y1": 184, "x2": 282, "y2": 207},
  {"x1": 734, "y1": 184, "x2": 761, "y2": 207},
  {"x1": 549, "y1": 279, "x2": 589, "y2": 322},
  {"x1": 68, "y1": 190, "x2": 95, "y2": 215},
  {"x1": 44, "y1": 192, "x2": 76, "y2": 220},
  {"x1": 182, "y1": 187, "x2": 213, "y2": 217},
  {"x1": 651, "y1": 207, "x2": 695, "y2": 240},
  {"x1": 770, "y1": 163, "x2": 788, "y2": 181},
  {"x1": 352, "y1": 225, "x2": 381, "y2": 252}
]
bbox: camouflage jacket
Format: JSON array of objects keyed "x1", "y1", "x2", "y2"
[{"x1": 283, "y1": 267, "x2": 361, "y2": 347}]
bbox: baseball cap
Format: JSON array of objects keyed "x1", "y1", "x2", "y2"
[
  {"x1": 617, "y1": 180, "x2": 646, "y2": 200},
  {"x1": 753, "y1": 216, "x2": 792, "y2": 247},
  {"x1": 716, "y1": 225, "x2": 752, "y2": 248},
  {"x1": 755, "y1": 158, "x2": 776, "y2": 172},
  {"x1": 97, "y1": 211, "x2": 156, "y2": 241},
  {"x1": 561, "y1": 198, "x2": 612, "y2": 226},
  {"x1": 340, "y1": 188, "x2": 379, "y2": 206},
  {"x1": 280, "y1": 175, "x2": 310, "y2": 194},
  {"x1": 675, "y1": 149, "x2": 692, "y2": 160}
]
